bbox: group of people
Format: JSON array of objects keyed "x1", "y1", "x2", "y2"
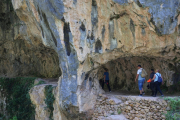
[
  {"x1": 102, "y1": 65, "x2": 164, "y2": 97},
  {"x1": 135, "y1": 65, "x2": 164, "y2": 97}
]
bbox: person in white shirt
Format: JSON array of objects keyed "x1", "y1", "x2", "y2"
[{"x1": 135, "y1": 65, "x2": 145, "y2": 96}]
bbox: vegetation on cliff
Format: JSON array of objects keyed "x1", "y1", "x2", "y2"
[
  {"x1": 44, "y1": 85, "x2": 55, "y2": 120},
  {"x1": 0, "y1": 77, "x2": 36, "y2": 120},
  {"x1": 164, "y1": 97, "x2": 180, "y2": 120}
]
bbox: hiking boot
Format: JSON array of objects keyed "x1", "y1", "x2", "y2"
[
  {"x1": 153, "y1": 95, "x2": 156, "y2": 97},
  {"x1": 161, "y1": 95, "x2": 164, "y2": 97},
  {"x1": 142, "y1": 92, "x2": 145, "y2": 95},
  {"x1": 109, "y1": 91, "x2": 111, "y2": 92},
  {"x1": 139, "y1": 94, "x2": 142, "y2": 97}
]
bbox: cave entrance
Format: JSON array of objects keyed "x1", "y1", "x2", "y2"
[{"x1": 96, "y1": 56, "x2": 179, "y2": 96}]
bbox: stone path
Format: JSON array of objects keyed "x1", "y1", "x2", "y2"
[{"x1": 105, "y1": 90, "x2": 180, "y2": 98}]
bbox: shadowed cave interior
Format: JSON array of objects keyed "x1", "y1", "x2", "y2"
[{"x1": 97, "y1": 56, "x2": 180, "y2": 94}]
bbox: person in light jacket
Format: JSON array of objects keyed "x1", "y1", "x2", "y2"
[{"x1": 151, "y1": 69, "x2": 164, "y2": 97}]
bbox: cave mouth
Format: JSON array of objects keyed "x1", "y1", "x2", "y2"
[{"x1": 97, "y1": 56, "x2": 180, "y2": 95}]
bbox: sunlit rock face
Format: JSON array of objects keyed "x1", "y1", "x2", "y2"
[
  {"x1": 11, "y1": 0, "x2": 180, "y2": 119},
  {"x1": 113, "y1": 0, "x2": 180, "y2": 35}
]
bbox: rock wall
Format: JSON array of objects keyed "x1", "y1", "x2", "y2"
[
  {"x1": 93, "y1": 94, "x2": 168, "y2": 120},
  {"x1": 8, "y1": 0, "x2": 180, "y2": 119},
  {"x1": 0, "y1": 0, "x2": 61, "y2": 77}
]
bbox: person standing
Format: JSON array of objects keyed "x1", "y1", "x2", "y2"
[
  {"x1": 152, "y1": 69, "x2": 164, "y2": 97},
  {"x1": 149, "y1": 69, "x2": 155, "y2": 96},
  {"x1": 102, "y1": 68, "x2": 111, "y2": 92},
  {"x1": 135, "y1": 65, "x2": 145, "y2": 96}
]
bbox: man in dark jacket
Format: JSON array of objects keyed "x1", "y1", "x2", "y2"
[
  {"x1": 150, "y1": 69, "x2": 155, "y2": 96},
  {"x1": 102, "y1": 68, "x2": 111, "y2": 92}
]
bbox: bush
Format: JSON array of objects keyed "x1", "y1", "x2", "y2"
[
  {"x1": 117, "y1": 109, "x2": 121, "y2": 115},
  {"x1": 164, "y1": 97, "x2": 180, "y2": 120},
  {"x1": 0, "y1": 77, "x2": 36, "y2": 120},
  {"x1": 9, "y1": 116, "x2": 17, "y2": 120},
  {"x1": 44, "y1": 85, "x2": 55, "y2": 120}
]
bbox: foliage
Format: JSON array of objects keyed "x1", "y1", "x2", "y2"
[
  {"x1": 164, "y1": 97, "x2": 180, "y2": 120},
  {"x1": 9, "y1": 116, "x2": 17, "y2": 120},
  {"x1": 0, "y1": 77, "x2": 36, "y2": 120},
  {"x1": 44, "y1": 85, "x2": 55, "y2": 120},
  {"x1": 117, "y1": 109, "x2": 121, "y2": 115},
  {"x1": 0, "y1": 113, "x2": 5, "y2": 120},
  {"x1": 111, "y1": 112, "x2": 115, "y2": 115}
]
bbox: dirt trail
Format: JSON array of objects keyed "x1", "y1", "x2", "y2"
[
  {"x1": 102, "y1": 115, "x2": 127, "y2": 120},
  {"x1": 104, "y1": 90, "x2": 180, "y2": 98},
  {"x1": 34, "y1": 78, "x2": 58, "y2": 86},
  {"x1": 36, "y1": 78, "x2": 180, "y2": 98}
]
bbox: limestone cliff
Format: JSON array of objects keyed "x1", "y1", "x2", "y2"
[{"x1": 3, "y1": 0, "x2": 180, "y2": 119}]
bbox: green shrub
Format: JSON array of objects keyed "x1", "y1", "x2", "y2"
[
  {"x1": 117, "y1": 109, "x2": 121, "y2": 115},
  {"x1": 164, "y1": 97, "x2": 180, "y2": 120},
  {"x1": 111, "y1": 112, "x2": 115, "y2": 115},
  {"x1": 44, "y1": 85, "x2": 55, "y2": 120},
  {"x1": 0, "y1": 77, "x2": 36, "y2": 120},
  {"x1": 9, "y1": 116, "x2": 17, "y2": 120},
  {"x1": 0, "y1": 113, "x2": 5, "y2": 120}
]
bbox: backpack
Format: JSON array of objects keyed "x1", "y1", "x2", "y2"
[
  {"x1": 141, "y1": 69, "x2": 147, "y2": 78},
  {"x1": 156, "y1": 74, "x2": 162, "y2": 82}
]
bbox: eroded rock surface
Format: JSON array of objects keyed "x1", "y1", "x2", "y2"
[
  {"x1": 0, "y1": 39, "x2": 61, "y2": 77},
  {"x1": 0, "y1": 0, "x2": 61, "y2": 77}
]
